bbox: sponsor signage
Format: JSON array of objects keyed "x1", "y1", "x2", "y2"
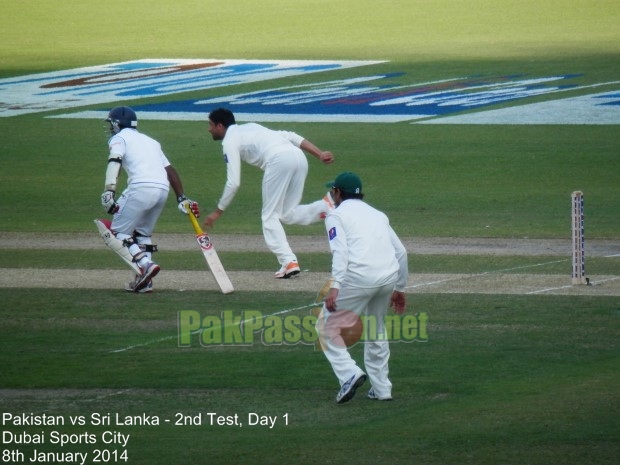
[{"x1": 2, "y1": 59, "x2": 618, "y2": 123}]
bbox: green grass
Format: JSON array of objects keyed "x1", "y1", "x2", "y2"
[
  {"x1": 2, "y1": 249, "x2": 620, "y2": 276},
  {"x1": 1, "y1": 290, "x2": 618, "y2": 464},
  {"x1": 1, "y1": 120, "x2": 618, "y2": 238},
  {"x1": 1, "y1": 0, "x2": 619, "y2": 74},
  {"x1": 1, "y1": 1, "x2": 619, "y2": 464}
]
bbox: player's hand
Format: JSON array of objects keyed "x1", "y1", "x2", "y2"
[
  {"x1": 390, "y1": 291, "x2": 406, "y2": 315},
  {"x1": 204, "y1": 209, "x2": 222, "y2": 229},
  {"x1": 178, "y1": 196, "x2": 200, "y2": 217},
  {"x1": 101, "y1": 190, "x2": 119, "y2": 214},
  {"x1": 316, "y1": 276, "x2": 335, "y2": 304},
  {"x1": 324, "y1": 287, "x2": 339, "y2": 312},
  {"x1": 320, "y1": 151, "x2": 335, "y2": 164},
  {"x1": 188, "y1": 201, "x2": 200, "y2": 217}
]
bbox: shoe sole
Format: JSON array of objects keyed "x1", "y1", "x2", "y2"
[
  {"x1": 133, "y1": 265, "x2": 160, "y2": 292},
  {"x1": 125, "y1": 285, "x2": 153, "y2": 294},
  {"x1": 282, "y1": 269, "x2": 301, "y2": 279},
  {"x1": 337, "y1": 374, "x2": 367, "y2": 404},
  {"x1": 274, "y1": 267, "x2": 301, "y2": 279}
]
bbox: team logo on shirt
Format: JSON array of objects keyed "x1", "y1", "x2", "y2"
[
  {"x1": 223, "y1": 153, "x2": 229, "y2": 163},
  {"x1": 328, "y1": 227, "x2": 337, "y2": 240}
]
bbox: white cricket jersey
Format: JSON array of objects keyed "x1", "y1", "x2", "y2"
[
  {"x1": 325, "y1": 199, "x2": 408, "y2": 290},
  {"x1": 218, "y1": 123, "x2": 304, "y2": 210},
  {"x1": 108, "y1": 128, "x2": 171, "y2": 191}
]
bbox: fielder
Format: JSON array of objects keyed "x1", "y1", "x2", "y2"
[
  {"x1": 317, "y1": 172, "x2": 408, "y2": 403},
  {"x1": 204, "y1": 108, "x2": 335, "y2": 279},
  {"x1": 99, "y1": 106, "x2": 199, "y2": 292}
]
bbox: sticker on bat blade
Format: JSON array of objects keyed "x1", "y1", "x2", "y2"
[{"x1": 197, "y1": 234, "x2": 213, "y2": 250}]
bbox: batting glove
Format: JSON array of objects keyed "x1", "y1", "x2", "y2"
[
  {"x1": 101, "y1": 190, "x2": 119, "y2": 214},
  {"x1": 177, "y1": 195, "x2": 200, "y2": 217}
]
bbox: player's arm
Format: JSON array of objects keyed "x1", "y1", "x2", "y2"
[
  {"x1": 205, "y1": 145, "x2": 241, "y2": 228},
  {"x1": 324, "y1": 215, "x2": 349, "y2": 312},
  {"x1": 165, "y1": 165, "x2": 200, "y2": 217},
  {"x1": 217, "y1": 146, "x2": 241, "y2": 210},
  {"x1": 300, "y1": 139, "x2": 334, "y2": 164},
  {"x1": 101, "y1": 142, "x2": 123, "y2": 214},
  {"x1": 390, "y1": 227, "x2": 408, "y2": 291},
  {"x1": 280, "y1": 130, "x2": 334, "y2": 164},
  {"x1": 389, "y1": 227, "x2": 408, "y2": 315}
]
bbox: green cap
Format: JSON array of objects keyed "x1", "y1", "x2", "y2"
[{"x1": 326, "y1": 171, "x2": 363, "y2": 194}]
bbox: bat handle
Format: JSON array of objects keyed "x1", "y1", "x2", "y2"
[{"x1": 186, "y1": 206, "x2": 203, "y2": 235}]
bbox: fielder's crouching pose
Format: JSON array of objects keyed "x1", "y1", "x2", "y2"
[
  {"x1": 316, "y1": 172, "x2": 408, "y2": 403},
  {"x1": 99, "y1": 106, "x2": 199, "y2": 293}
]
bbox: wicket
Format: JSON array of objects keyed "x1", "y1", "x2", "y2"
[{"x1": 571, "y1": 191, "x2": 587, "y2": 285}]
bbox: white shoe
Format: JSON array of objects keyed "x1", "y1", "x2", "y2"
[
  {"x1": 336, "y1": 372, "x2": 367, "y2": 404},
  {"x1": 274, "y1": 261, "x2": 300, "y2": 279},
  {"x1": 133, "y1": 261, "x2": 160, "y2": 292},
  {"x1": 367, "y1": 387, "x2": 392, "y2": 401}
]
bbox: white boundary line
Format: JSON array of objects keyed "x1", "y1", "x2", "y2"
[
  {"x1": 405, "y1": 258, "x2": 569, "y2": 290},
  {"x1": 110, "y1": 336, "x2": 179, "y2": 354},
  {"x1": 527, "y1": 276, "x2": 620, "y2": 295},
  {"x1": 109, "y1": 303, "x2": 320, "y2": 353}
]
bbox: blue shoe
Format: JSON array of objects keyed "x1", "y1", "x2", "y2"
[{"x1": 336, "y1": 372, "x2": 367, "y2": 404}]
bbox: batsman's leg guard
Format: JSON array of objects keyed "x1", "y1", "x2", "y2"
[
  {"x1": 135, "y1": 234, "x2": 158, "y2": 261},
  {"x1": 119, "y1": 236, "x2": 155, "y2": 269},
  {"x1": 125, "y1": 243, "x2": 158, "y2": 293},
  {"x1": 125, "y1": 234, "x2": 160, "y2": 292},
  {"x1": 94, "y1": 219, "x2": 140, "y2": 273}
]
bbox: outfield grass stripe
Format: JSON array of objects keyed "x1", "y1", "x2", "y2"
[
  {"x1": 109, "y1": 301, "x2": 321, "y2": 354},
  {"x1": 407, "y1": 258, "x2": 570, "y2": 289},
  {"x1": 1, "y1": 268, "x2": 618, "y2": 295},
  {"x1": 3, "y1": 234, "x2": 619, "y2": 257},
  {"x1": 0, "y1": 268, "x2": 331, "y2": 292},
  {"x1": 412, "y1": 273, "x2": 620, "y2": 295}
]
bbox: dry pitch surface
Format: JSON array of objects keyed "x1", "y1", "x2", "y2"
[{"x1": 0, "y1": 233, "x2": 618, "y2": 296}]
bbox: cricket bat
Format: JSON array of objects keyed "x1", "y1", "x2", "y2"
[{"x1": 187, "y1": 210, "x2": 234, "y2": 294}]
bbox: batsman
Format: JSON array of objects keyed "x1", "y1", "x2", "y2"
[{"x1": 97, "y1": 106, "x2": 199, "y2": 292}]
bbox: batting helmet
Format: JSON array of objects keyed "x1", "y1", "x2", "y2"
[{"x1": 106, "y1": 106, "x2": 138, "y2": 134}]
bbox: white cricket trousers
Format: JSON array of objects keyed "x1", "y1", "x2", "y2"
[
  {"x1": 261, "y1": 149, "x2": 327, "y2": 265},
  {"x1": 111, "y1": 185, "x2": 168, "y2": 259},
  {"x1": 317, "y1": 282, "x2": 396, "y2": 399}
]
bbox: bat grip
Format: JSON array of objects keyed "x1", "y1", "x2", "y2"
[{"x1": 187, "y1": 210, "x2": 203, "y2": 235}]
